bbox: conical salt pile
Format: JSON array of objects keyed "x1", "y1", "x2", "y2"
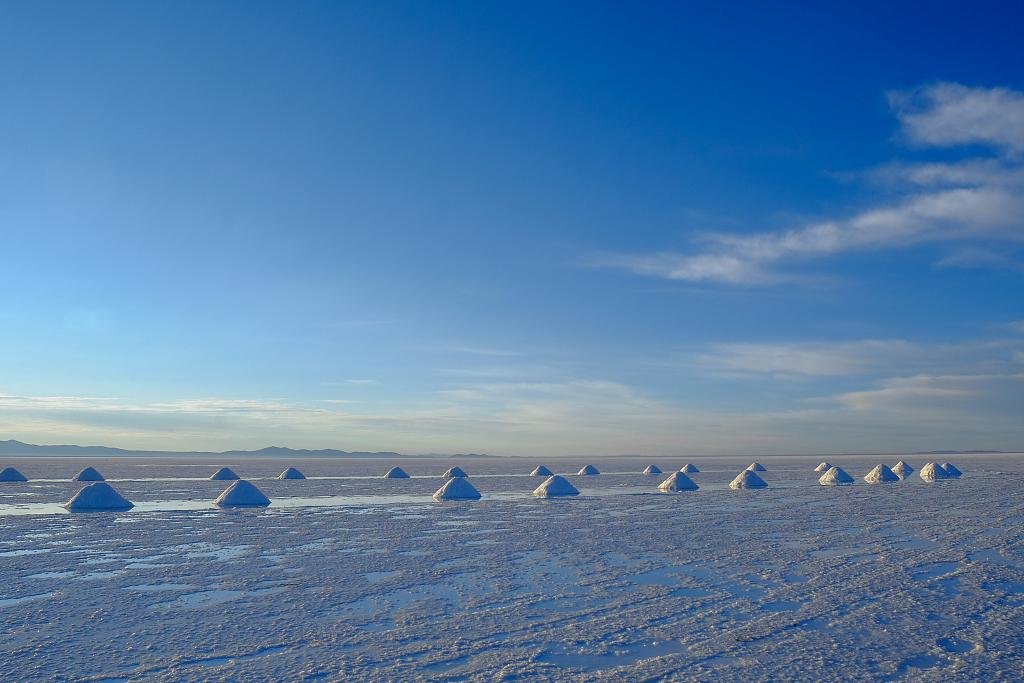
[
  {"x1": 73, "y1": 467, "x2": 104, "y2": 482},
  {"x1": 864, "y1": 464, "x2": 900, "y2": 483},
  {"x1": 384, "y1": 466, "x2": 410, "y2": 479},
  {"x1": 533, "y1": 475, "x2": 579, "y2": 498},
  {"x1": 577, "y1": 465, "x2": 600, "y2": 475},
  {"x1": 64, "y1": 482, "x2": 133, "y2": 511},
  {"x1": 442, "y1": 466, "x2": 468, "y2": 479},
  {"x1": 215, "y1": 480, "x2": 271, "y2": 507},
  {"x1": 433, "y1": 477, "x2": 481, "y2": 501},
  {"x1": 819, "y1": 466, "x2": 853, "y2": 486},
  {"x1": 680, "y1": 464, "x2": 700, "y2": 473},
  {"x1": 892, "y1": 461, "x2": 914, "y2": 478},
  {"x1": 278, "y1": 467, "x2": 305, "y2": 480},
  {"x1": 747, "y1": 462, "x2": 766, "y2": 472},
  {"x1": 658, "y1": 471, "x2": 699, "y2": 492},
  {"x1": 210, "y1": 467, "x2": 240, "y2": 481},
  {"x1": 0, "y1": 467, "x2": 28, "y2": 482},
  {"x1": 941, "y1": 463, "x2": 962, "y2": 478},
  {"x1": 919, "y1": 462, "x2": 947, "y2": 482},
  {"x1": 643, "y1": 465, "x2": 662, "y2": 475},
  {"x1": 530, "y1": 465, "x2": 553, "y2": 476},
  {"x1": 730, "y1": 469, "x2": 767, "y2": 489},
  {"x1": 814, "y1": 461, "x2": 832, "y2": 473}
]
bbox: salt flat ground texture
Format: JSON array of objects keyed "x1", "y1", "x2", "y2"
[{"x1": 0, "y1": 455, "x2": 1022, "y2": 682}]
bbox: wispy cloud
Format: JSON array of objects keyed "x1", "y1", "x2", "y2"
[{"x1": 589, "y1": 83, "x2": 1024, "y2": 285}]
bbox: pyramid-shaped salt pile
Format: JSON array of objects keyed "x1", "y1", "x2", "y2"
[
  {"x1": 384, "y1": 466, "x2": 410, "y2": 479},
  {"x1": 680, "y1": 463, "x2": 700, "y2": 473},
  {"x1": 73, "y1": 467, "x2": 105, "y2": 481},
  {"x1": 892, "y1": 461, "x2": 914, "y2": 478},
  {"x1": 747, "y1": 462, "x2": 766, "y2": 472},
  {"x1": 819, "y1": 466, "x2": 853, "y2": 486},
  {"x1": 533, "y1": 475, "x2": 579, "y2": 498},
  {"x1": 814, "y1": 461, "x2": 832, "y2": 473},
  {"x1": 0, "y1": 467, "x2": 28, "y2": 482},
  {"x1": 919, "y1": 462, "x2": 947, "y2": 482},
  {"x1": 577, "y1": 464, "x2": 600, "y2": 475},
  {"x1": 278, "y1": 467, "x2": 305, "y2": 480},
  {"x1": 433, "y1": 477, "x2": 481, "y2": 501},
  {"x1": 215, "y1": 480, "x2": 271, "y2": 507},
  {"x1": 64, "y1": 482, "x2": 133, "y2": 511},
  {"x1": 658, "y1": 471, "x2": 699, "y2": 492},
  {"x1": 864, "y1": 464, "x2": 900, "y2": 483},
  {"x1": 730, "y1": 469, "x2": 767, "y2": 489},
  {"x1": 643, "y1": 465, "x2": 662, "y2": 475},
  {"x1": 941, "y1": 463, "x2": 962, "y2": 478},
  {"x1": 210, "y1": 467, "x2": 240, "y2": 481},
  {"x1": 442, "y1": 466, "x2": 468, "y2": 479},
  {"x1": 530, "y1": 465, "x2": 553, "y2": 476}
]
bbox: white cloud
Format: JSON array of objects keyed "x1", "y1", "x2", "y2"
[{"x1": 590, "y1": 83, "x2": 1024, "y2": 285}]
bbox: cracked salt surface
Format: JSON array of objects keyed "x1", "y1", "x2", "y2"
[{"x1": 0, "y1": 454, "x2": 1021, "y2": 681}]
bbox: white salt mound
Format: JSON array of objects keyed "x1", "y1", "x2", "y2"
[
  {"x1": 747, "y1": 462, "x2": 766, "y2": 472},
  {"x1": 433, "y1": 477, "x2": 481, "y2": 501},
  {"x1": 643, "y1": 465, "x2": 662, "y2": 475},
  {"x1": 73, "y1": 467, "x2": 105, "y2": 482},
  {"x1": 680, "y1": 463, "x2": 700, "y2": 473},
  {"x1": 864, "y1": 464, "x2": 900, "y2": 483},
  {"x1": 919, "y1": 462, "x2": 947, "y2": 482},
  {"x1": 658, "y1": 471, "x2": 699, "y2": 492},
  {"x1": 814, "y1": 461, "x2": 832, "y2": 473},
  {"x1": 530, "y1": 465, "x2": 553, "y2": 477},
  {"x1": 819, "y1": 466, "x2": 854, "y2": 486},
  {"x1": 533, "y1": 475, "x2": 579, "y2": 498},
  {"x1": 278, "y1": 467, "x2": 305, "y2": 480},
  {"x1": 384, "y1": 466, "x2": 410, "y2": 479},
  {"x1": 730, "y1": 469, "x2": 767, "y2": 489},
  {"x1": 941, "y1": 463, "x2": 962, "y2": 478},
  {"x1": 0, "y1": 467, "x2": 28, "y2": 482},
  {"x1": 64, "y1": 482, "x2": 133, "y2": 511},
  {"x1": 577, "y1": 465, "x2": 600, "y2": 475},
  {"x1": 442, "y1": 466, "x2": 468, "y2": 479},
  {"x1": 210, "y1": 467, "x2": 240, "y2": 481},
  {"x1": 892, "y1": 460, "x2": 914, "y2": 478},
  {"x1": 215, "y1": 480, "x2": 271, "y2": 507}
]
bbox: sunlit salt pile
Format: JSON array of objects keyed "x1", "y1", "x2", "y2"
[
  {"x1": 577, "y1": 464, "x2": 600, "y2": 475},
  {"x1": 819, "y1": 466, "x2": 853, "y2": 486},
  {"x1": 892, "y1": 460, "x2": 914, "y2": 478},
  {"x1": 278, "y1": 467, "x2": 305, "y2": 480},
  {"x1": 658, "y1": 471, "x2": 698, "y2": 492},
  {"x1": 864, "y1": 464, "x2": 900, "y2": 483},
  {"x1": 643, "y1": 465, "x2": 662, "y2": 475},
  {"x1": 747, "y1": 462, "x2": 766, "y2": 472},
  {"x1": 64, "y1": 482, "x2": 133, "y2": 511},
  {"x1": 919, "y1": 462, "x2": 948, "y2": 482},
  {"x1": 215, "y1": 480, "x2": 271, "y2": 507},
  {"x1": 210, "y1": 467, "x2": 240, "y2": 481},
  {"x1": 942, "y1": 463, "x2": 963, "y2": 478},
  {"x1": 533, "y1": 475, "x2": 579, "y2": 498},
  {"x1": 0, "y1": 466, "x2": 28, "y2": 482},
  {"x1": 530, "y1": 465, "x2": 553, "y2": 476},
  {"x1": 73, "y1": 466, "x2": 105, "y2": 481},
  {"x1": 814, "y1": 461, "x2": 832, "y2": 473},
  {"x1": 442, "y1": 466, "x2": 468, "y2": 479},
  {"x1": 730, "y1": 469, "x2": 767, "y2": 489},
  {"x1": 433, "y1": 477, "x2": 481, "y2": 501},
  {"x1": 383, "y1": 466, "x2": 410, "y2": 479},
  {"x1": 680, "y1": 463, "x2": 700, "y2": 473}
]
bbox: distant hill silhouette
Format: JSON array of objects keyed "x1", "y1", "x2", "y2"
[{"x1": 0, "y1": 439, "x2": 489, "y2": 458}]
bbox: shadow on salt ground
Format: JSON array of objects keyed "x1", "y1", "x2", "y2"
[{"x1": 538, "y1": 638, "x2": 687, "y2": 670}]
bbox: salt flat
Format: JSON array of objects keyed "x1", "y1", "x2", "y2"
[{"x1": 0, "y1": 455, "x2": 1022, "y2": 681}]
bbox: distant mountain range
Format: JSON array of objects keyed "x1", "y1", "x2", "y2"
[{"x1": 0, "y1": 439, "x2": 490, "y2": 459}]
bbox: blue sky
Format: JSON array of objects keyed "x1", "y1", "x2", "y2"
[{"x1": 1, "y1": 1, "x2": 1022, "y2": 455}]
